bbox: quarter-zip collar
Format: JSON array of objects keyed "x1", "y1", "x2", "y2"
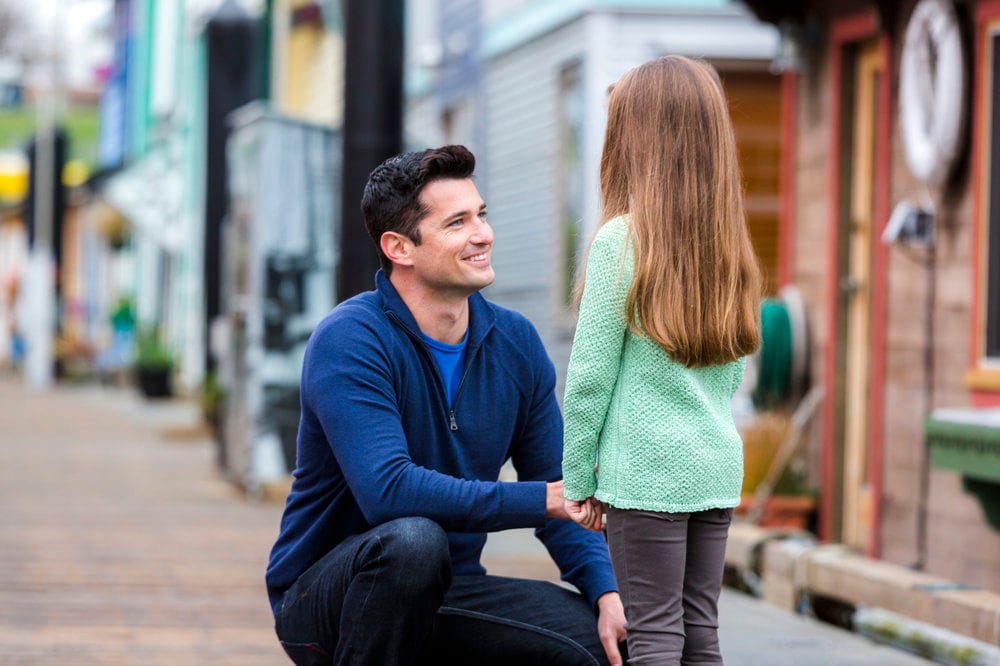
[{"x1": 375, "y1": 269, "x2": 496, "y2": 350}]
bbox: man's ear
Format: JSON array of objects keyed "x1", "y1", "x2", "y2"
[{"x1": 380, "y1": 231, "x2": 415, "y2": 268}]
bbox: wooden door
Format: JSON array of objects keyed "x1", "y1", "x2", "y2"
[{"x1": 841, "y1": 41, "x2": 881, "y2": 551}]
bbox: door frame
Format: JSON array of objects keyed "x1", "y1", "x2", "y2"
[
  {"x1": 820, "y1": 11, "x2": 892, "y2": 556},
  {"x1": 842, "y1": 40, "x2": 881, "y2": 552},
  {"x1": 969, "y1": 1, "x2": 1000, "y2": 406}
]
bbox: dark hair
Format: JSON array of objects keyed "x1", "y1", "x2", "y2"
[{"x1": 361, "y1": 145, "x2": 476, "y2": 274}]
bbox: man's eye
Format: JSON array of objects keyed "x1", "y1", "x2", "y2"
[{"x1": 478, "y1": 211, "x2": 488, "y2": 220}]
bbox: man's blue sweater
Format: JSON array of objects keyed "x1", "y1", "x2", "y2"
[{"x1": 265, "y1": 271, "x2": 617, "y2": 614}]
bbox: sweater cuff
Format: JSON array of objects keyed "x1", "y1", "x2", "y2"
[
  {"x1": 498, "y1": 481, "x2": 548, "y2": 529},
  {"x1": 562, "y1": 477, "x2": 597, "y2": 501},
  {"x1": 583, "y1": 566, "x2": 620, "y2": 609}
]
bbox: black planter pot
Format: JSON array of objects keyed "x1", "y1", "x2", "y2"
[{"x1": 135, "y1": 367, "x2": 173, "y2": 399}]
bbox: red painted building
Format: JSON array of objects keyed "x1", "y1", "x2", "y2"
[{"x1": 744, "y1": 0, "x2": 1000, "y2": 591}]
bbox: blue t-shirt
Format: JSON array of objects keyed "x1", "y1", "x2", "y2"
[{"x1": 421, "y1": 330, "x2": 468, "y2": 405}]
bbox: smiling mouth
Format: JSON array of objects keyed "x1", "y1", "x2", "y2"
[{"x1": 464, "y1": 253, "x2": 490, "y2": 263}]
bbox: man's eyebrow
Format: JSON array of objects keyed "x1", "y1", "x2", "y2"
[{"x1": 443, "y1": 202, "x2": 487, "y2": 221}]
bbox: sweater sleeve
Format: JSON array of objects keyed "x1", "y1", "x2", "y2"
[
  {"x1": 561, "y1": 220, "x2": 630, "y2": 500},
  {"x1": 303, "y1": 311, "x2": 545, "y2": 532}
]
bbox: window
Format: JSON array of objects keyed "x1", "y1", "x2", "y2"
[
  {"x1": 985, "y1": 28, "x2": 1000, "y2": 360},
  {"x1": 557, "y1": 62, "x2": 584, "y2": 308}
]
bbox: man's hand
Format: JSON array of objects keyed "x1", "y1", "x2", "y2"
[
  {"x1": 596, "y1": 591, "x2": 627, "y2": 666},
  {"x1": 564, "y1": 497, "x2": 605, "y2": 531}
]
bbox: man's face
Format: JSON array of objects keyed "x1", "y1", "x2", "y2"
[{"x1": 408, "y1": 178, "x2": 494, "y2": 296}]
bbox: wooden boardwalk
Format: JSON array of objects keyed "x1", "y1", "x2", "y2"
[
  {"x1": 0, "y1": 376, "x2": 940, "y2": 666},
  {"x1": 0, "y1": 377, "x2": 287, "y2": 665},
  {"x1": 0, "y1": 376, "x2": 561, "y2": 666}
]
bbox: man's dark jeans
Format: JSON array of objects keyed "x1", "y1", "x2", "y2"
[{"x1": 274, "y1": 517, "x2": 615, "y2": 665}]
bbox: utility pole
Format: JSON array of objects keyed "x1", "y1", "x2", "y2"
[
  {"x1": 203, "y1": 0, "x2": 258, "y2": 373},
  {"x1": 338, "y1": 0, "x2": 404, "y2": 301},
  {"x1": 23, "y1": 4, "x2": 63, "y2": 390}
]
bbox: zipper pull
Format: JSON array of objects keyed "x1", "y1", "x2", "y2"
[{"x1": 449, "y1": 411, "x2": 458, "y2": 431}]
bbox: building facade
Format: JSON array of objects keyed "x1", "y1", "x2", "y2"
[{"x1": 743, "y1": 0, "x2": 1000, "y2": 591}]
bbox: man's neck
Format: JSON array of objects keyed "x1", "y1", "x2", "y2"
[{"x1": 389, "y1": 272, "x2": 470, "y2": 344}]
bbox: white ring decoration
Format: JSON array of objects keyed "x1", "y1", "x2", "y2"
[{"x1": 899, "y1": 0, "x2": 966, "y2": 186}]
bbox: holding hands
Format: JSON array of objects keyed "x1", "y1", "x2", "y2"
[
  {"x1": 564, "y1": 497, "x2": 606, "y2": 531},
  {"x1": 545, "y1": 481, "x2": 605, "y2": 531}
]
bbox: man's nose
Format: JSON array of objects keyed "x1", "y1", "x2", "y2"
[{"x1": 470, "y1": 219, "x2": 493, "y2": 245}]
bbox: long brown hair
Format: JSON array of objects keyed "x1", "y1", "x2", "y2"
[{"x1": 589, "y1": 55, "x2": 761, "y2": 367}]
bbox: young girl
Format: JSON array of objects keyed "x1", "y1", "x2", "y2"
[{"x1": 561, "y1": 55, "x2": 762, "y2": 665}]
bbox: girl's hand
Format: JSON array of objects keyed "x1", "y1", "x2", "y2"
[{"x1": 585, "y1": 497, "x2": 607, "y2": 531}]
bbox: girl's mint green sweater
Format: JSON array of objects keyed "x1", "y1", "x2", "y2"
[{"x1": 561, "y1": 216, "x2": 746, "y2": 513}]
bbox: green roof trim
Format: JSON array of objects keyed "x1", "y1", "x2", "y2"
[
  {"x1": 484, "y1": 0, "x2": 588, "y2": 59},
  {"x1": 483, "y1": 0, "x2": 732, "y2": 59},
  {"x1": 925, "y1": 410, "x2": 1000, "y2": 484}
]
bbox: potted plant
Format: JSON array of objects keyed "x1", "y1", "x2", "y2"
[
  {"x1": 133, "y1": 328, "x2": 174, "y2": 399},
  {"x1": 737, "y1": 411, "x2": 817, "y2": 531},
  {"x1": 198, "y1": 370, "x2": 223, "y2": 426},
  {"x1": 199, "y1": 370, "x2": 229, "y2": 469}
]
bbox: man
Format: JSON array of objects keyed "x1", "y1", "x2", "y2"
[{"x1": 265, "y1": 145, "x2": 627, "y2": 665}]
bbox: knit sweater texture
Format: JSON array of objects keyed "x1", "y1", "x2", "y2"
[{"x1": 561, "y1": 216, "x2": 746, "y2": 513}]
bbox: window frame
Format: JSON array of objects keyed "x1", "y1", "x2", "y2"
[
  {"x1": 983, "y1": 26, "x2": 1000, "y2": 361},
  {"x1": 967, "y1": 7, "x2": 1000, "y2": 393},
  {"x1": 555, "y1": 60, "x2": 585, "y2": 314}
]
